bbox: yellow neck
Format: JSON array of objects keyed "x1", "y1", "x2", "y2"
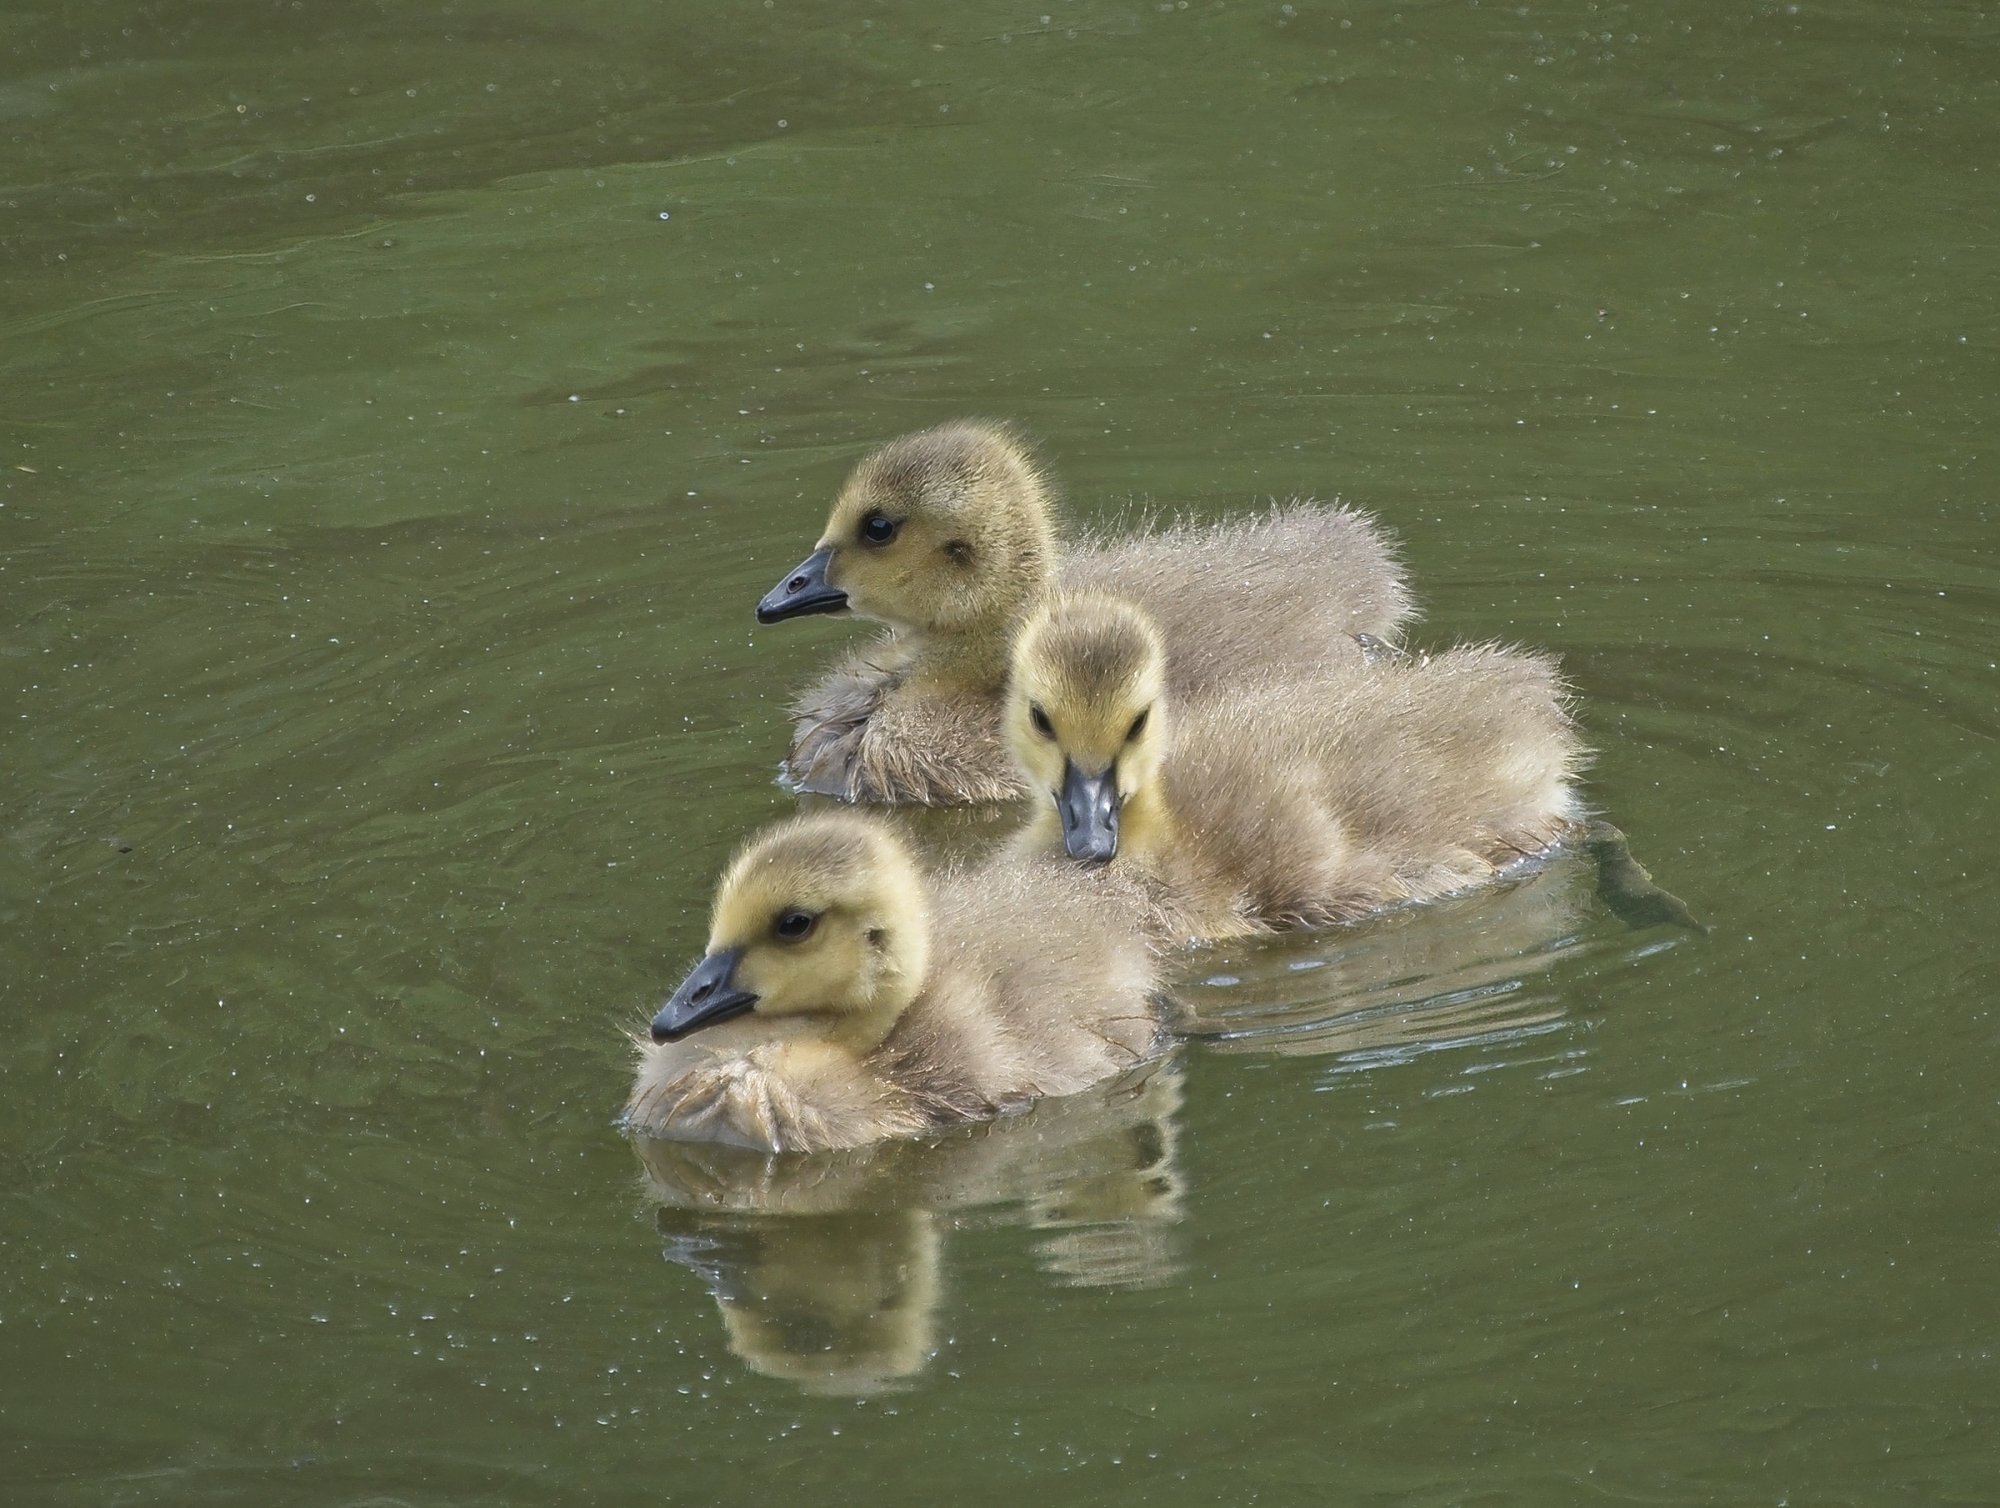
[
  {"x1": 824, "y1": 992, "x2": 910, "y2": 1058},
  {"x1": 904, "y1": 616, "x2": 1021, "y2": 697},
  {"x1": 902, "y1": 528, "x2": 1055, "y2": 696},
  {"x1": 821, "y1": 930, "x2": 926, "y2": 1057},
  {"x1": 1115, "y1": 784, "x2": 1176, "y2": 870}
]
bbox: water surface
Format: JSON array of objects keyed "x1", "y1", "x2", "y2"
[{"x1": 4, "y1": 1, "x2": 1995, "y2": 1502}]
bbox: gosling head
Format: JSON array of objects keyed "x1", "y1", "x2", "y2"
[
  {"x1": 757, "y1": 421, "x2": 1058, "y2": 641},
  {"x1": 1005, "y1": 594, "x2": 1169, "y2": 866},
  {"x1": 651, "y1": 813, "x2": 932, "y2": 1051}
]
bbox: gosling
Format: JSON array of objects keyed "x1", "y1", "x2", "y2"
[
  {"x1": 624, "y1": 811, "x2": 1168, "y2": 1153},
  {"x1": 1004, "y1": 594, "x2": 1589, "y2": 943},
  {"x1": 756, "y1": 420, "x2": 1412, "y2": 805}
]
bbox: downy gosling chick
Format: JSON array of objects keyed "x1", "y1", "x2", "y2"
[
  {"x1": 756, "y1": 420, "x2": 1413, "y2": 805},
  {"x1": 625, "y1": 811, "x2": 1167, "y2": 1154},
  {"x1": 1004, "y1": 594, "x2": 1589, "y2": 943}
]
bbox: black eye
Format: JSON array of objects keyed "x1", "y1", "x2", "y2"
[
  {"x1": 1126, "y1": 708, "x2": 1150, "y2": 741},
  {"x1": 859, "y1": 513, "x2": 899, "y2": 545},
  {"x1": 774, "y1": 910, "x2": 816, "y2": 941},
  {"x1": 1030, "y1": 704, "x2": 1054, "y2": 739}
]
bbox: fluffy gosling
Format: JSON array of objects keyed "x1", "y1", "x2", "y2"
[{"x1": 756, "y1": 420, "x2": 1412, "y2": 804}]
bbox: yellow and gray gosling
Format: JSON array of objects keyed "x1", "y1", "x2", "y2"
[
  {"x1": 1004, "y1": 593, "x2": 1589, "y2": 943},
  {"x1": 756, "y1": 420, "x2": 1414, "y2": 805},
  {"x1": 625, "y1": 810, "x2": 1168, "y2": 1153}
]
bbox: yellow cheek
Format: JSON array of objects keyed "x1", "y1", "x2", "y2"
[
  {"x1": 1013, "y1": 730, "x2": 1064, "y2": 785},
  {"x1": 1126, "y1": 741, "x2": 1168, "y2": 799},
  {"x1": 849, "y1": 555, "x2": 907, "y2": 605},
  {"x1": 731, "y1": 948, "x2": 778, "y2": 1003}
]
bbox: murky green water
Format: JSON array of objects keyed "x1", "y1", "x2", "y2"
[{"x1": 5, "y1": 0, "x2": 1995, "y2": 1501}]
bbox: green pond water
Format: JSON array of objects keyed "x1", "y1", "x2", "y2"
[{"x1": 4, "y1": 0, "x2": 1995, "y2": 1502}]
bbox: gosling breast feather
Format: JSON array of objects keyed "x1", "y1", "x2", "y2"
[
  {"x1": 624, "y1": 811, "x2": 1169, "y2": 1154},
  {"x1": 759, "y1": 420, "x2": 1413, "y2": 806}
]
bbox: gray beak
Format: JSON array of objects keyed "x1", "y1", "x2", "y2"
[
  {"x1": 756, "y1": 546, "x2": 847, "y2": 623},
  {"x1": 651, "y1": 948, "x2": 757, "y2": 1042},
  {"x1": 1058, "y1": 760, "x2": 1121, "y2": 865}
]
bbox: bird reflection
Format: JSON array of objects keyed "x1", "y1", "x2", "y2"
[
  {"x1": 636, "y1": 1058, "x2": 1185, "y2": 1394},
  {"x1": 1178, "y1": 840, "x2": 1668, "y2": 1057},
  {"x1": 660, "y1": 1209, "x2": 941, "y2": 1395},
  {"x1": 629, "y1": 831, "x2": 1696, "y2": 1394}
]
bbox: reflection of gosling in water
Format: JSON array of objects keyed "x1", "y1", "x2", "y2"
[
  {"x1": 679, "y1": 1209, "x2": 941, "y2": 1397},
  {"x1": 756, "y1": 420, "x2": 1413, "y2": 805},
  {"x1": 624, "y1": 811, "x2": 1168, "y2": 1153},
  {"x1": 1004, "y1": 594, "x2": 1589, "y2": 943},
  {"x1": 1024, "y1": 1068, "x2": 1187, "y2": 1291},
  {"x1": 637, "y1": 1062, "x2": 1190, "y2": 1393}
]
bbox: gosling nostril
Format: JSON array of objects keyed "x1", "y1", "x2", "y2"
[
  {"x1": 787, "y1": 573, "x2": 808, "y2": 592},
  {"x1": 690, "y1": 979, "x2": 712, "y2": 1003}
]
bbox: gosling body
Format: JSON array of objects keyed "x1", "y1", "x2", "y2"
[
  {"x1": 625, "y1": 812, "x2": 1167, "y2": 1153},
  {"x1": 759, "y1": 421, "x2": 1413, "y2": 805},
  {"x1": 1006, "y1": 594, "x2": 1589, "y2": 943}
]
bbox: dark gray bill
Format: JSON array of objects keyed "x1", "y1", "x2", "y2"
[
  {"x1": 756, "y1": 546, "x2": 847, "y2": 623},
  {"x1": 1059, "y1": 760, "x2": 1121, "y2": 865},
  {"x1": 651, "y1": 948, "x2": 758, "y2": 1042}
]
